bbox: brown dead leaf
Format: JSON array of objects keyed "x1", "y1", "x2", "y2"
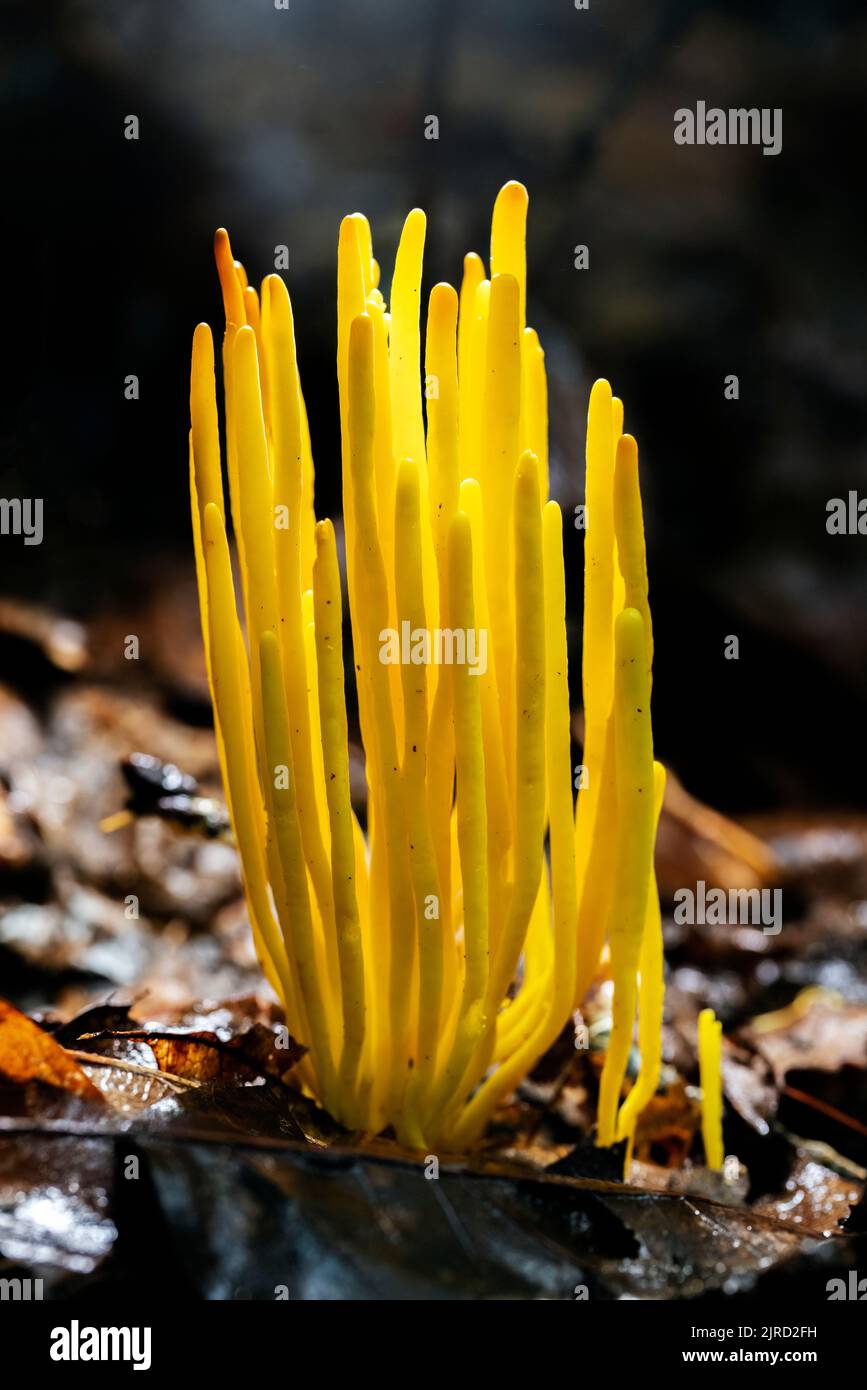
[
  {"x1": 722, "y1": 1046, "x2": 777, "y2": 1134},
  {"x1": 146, "y1": 1023, "x2": 305, "y2": 1085},
  {"x1": 0, "y1": 999, "x2": 104, "y2": 1102},
  {"x1": 632, "y1": 1079, "x2": 700, "y2": 1166},
  {"x1": 752, "y1": 1149, "x2": 864, "y2": 1237},
  {"x1": 742, "y1": 994, "x2": 867, "y2": 1086}
]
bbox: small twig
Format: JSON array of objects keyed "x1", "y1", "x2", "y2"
[
  {"x1": 66, "y1": 1048, "x2": 200, "y2": 1091},
  {"x1": 782, "y1": 1084, "x2": 867, "y2": 1140}
]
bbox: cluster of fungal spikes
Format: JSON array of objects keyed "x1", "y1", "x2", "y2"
[{"x1": 188, "y1": 181, "x2": 664, "y2": 1150}]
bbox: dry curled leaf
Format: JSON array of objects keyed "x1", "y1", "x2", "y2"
[{"x1": 0, "y1": 999, "x2": 104, "y2": 1103}]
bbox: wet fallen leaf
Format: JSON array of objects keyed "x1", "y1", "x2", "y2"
[
  {"x1": 742, "y1": 993, "x2": 867, "y2": 1085},
  {"x1": 0, "y1": 1134, "x2": 116, "y2": 1280},
  {"x1": 752, "y1": 1149, "x2": 864, "y2": 1237},
  {"x1": 0, "y1": 1000, "x2": 104, "y2": 1104}
]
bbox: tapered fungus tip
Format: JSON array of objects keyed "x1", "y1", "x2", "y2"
[
  {"x1": 202, "y1": 500, "x2": 223, "y2": 544},
  {"x1": 495, "y1": 179, "x2": 529, "y2": 208},
  {"x1": 314, "y1": 517, "x2": 335, "y2": 547},
  {"x1": 234, "y1": 322, "x2": 257, "y2": 349},
  {"x1": 516, "y1": 448, "x2": 539, "y2": 480},
  {"x1": 589, "y1": 377, "x2": 613, "y2": 403},
  {"x1": 429, "y1": 282, "x2": 459, "y2": 330},
  {"x1": 617, "y1": 433, "x2": 639, "y2": 466},
  {"x1": 192, "y1": 322, "x2": 213, "y2": 353},
  {"x1": 348, "y1": 311, "x2": 373, "y2": 349},
  {"x1": 265, "y1": 272, "x2": 292, "y2": 321},
  {"x1": 615, "y1": 605, "x2": 645, "y2": 654},
  {"x1": 491, "y1": 270, "x2": 519, "y2": 295},
  {"x1": 431, "y1": 281, "x2": 458, "y2": 309}
]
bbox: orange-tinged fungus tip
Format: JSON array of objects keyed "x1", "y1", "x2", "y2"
[
  {"x1": 495, "y1": 179, "x2": 529, "y2": 206},
  {"x1": 213, "y1": 228, "x2": 235, "y2": 266},
  {"x1": 617, "y1": 433, "x2": 639, "y2": 464}
]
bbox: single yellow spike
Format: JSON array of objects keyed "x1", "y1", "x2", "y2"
[
  {"x1": 219, "y1": 322, "x2": 249, "y2": 622},
  {"x1": 259, "y1": 630, "x2": 338, "y2": 1109},
  {"x1": 573, "y1": 378, "x2": 616, "y2": 997},
  {"x1": 458, "y1": 253, "x2": 484, "y2": 390},
  {"x1": 312, "y1": 521, "x2": 366, "y2": 1109},
  {"x1": 214, "y1": 228, "x2": 246, "y2": 328},
  {"x1": 486, "y1": 450, "x2": 546, "y2": 1015},
  {"x1": 393, "y1": 458, "x2": 444, "y2": 1134},
  {"x1": 450, "y1": 501, "x2": 576, "y2": 1147},
  {"x1": 698, "y1": 1008, "x2": 725, "y2": 1170},
  {"x1": 350, "y1": 213, "x2": 374, "y2": 296},
  {"x1": 426, "y1": 511, "x2": 489, "y2": 1133},
  {"x1": 347, "y1": 312, "x2": 416, "y2": 1117},
  {"x1": 596, "y1": 608, "x2": 656, "y2": 1147},
  {"x1": 521, "y1": 327, "x2": 548, "y2": 501},
  {"x1": 337, "y1": 215, "x2": 368, "y2": 468},
  {"x1": 577, "y1": 379, "x2": 616, "y2": 758},
  {"x1": 480, "y1": 272, "x2": 522, "y2": 793},
  {"x1": 572, "y1": 716, "x2": 618, "y2": 1008},
  {"x1": 457, "y1": 254, "x2": 485, "y2": 476},
  {"x1": 458, "y1": 479, "x2": 511, "y2": 892},
  {"x1": 491, "y1": 180, "x2": 528, "y2": 332},
  {"x1": 265, "y1": 279, "x2": 335, "y2": 943},
  {"x1": 389, "y1": 208, "x2": 439, "y2": 643},
  {"x1": 190, "y1": 324, "x2": 225, "y2": 520},
  {"x1": 389, "y1": 208, "x2": 427, "y2": 471},
  {"x1": 459, "y1": 278, "x2": 490, "y2": 483},
  {"x1": 231, "y1": 326, "x2": 278, "y2": 644},
  {"x1": 614, "y1": 434, "x2": 653, "y2": 677},
  {"x1": 200, "y1": 504, "x2": 293, "y2": 1013},
  {"x1": 242, "y1": 284, "x2": 269, "y2": 436},
  {"x1": 426, "y1": 283, "x2": 460, "y2": 566},
  {"x1": 366, "y1": 292, "x2": 402, "y2": 738},
  {"x1": 616, "y1": 761, "x2": 666, "y2": 1144},
  {"x1": 424, "y1": 283, "x2": 460, "y2": 1018}
]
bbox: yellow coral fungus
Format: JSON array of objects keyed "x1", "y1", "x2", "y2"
[
  {"x1": 189, "y1": 182, "x2": 663, "y2": 1149},
  {"x1": 698, "y1": 1007, "x2": 725, "y2": 1170}
]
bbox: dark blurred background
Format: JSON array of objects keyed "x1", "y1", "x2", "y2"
[{"x1": 1, "y1": 0, "x2": 866, "y2": 814}]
